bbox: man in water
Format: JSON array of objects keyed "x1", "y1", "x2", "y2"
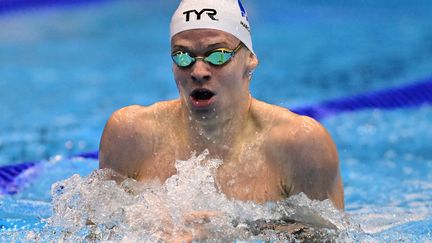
[{"x1": 99, "y1": 0, "x2": 344, "y2": 210}]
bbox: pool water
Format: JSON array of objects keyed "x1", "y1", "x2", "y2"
[{"x1": 1, "y1": 0, "x2": 431, "y2": 241}]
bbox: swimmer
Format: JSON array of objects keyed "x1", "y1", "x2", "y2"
[{"x1": 99, "y1": 0, "x2": 344, "y2": 212}]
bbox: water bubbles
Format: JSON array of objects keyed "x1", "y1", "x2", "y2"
[
  {"x1": 4, "y1": 151, "x2": 358, "y2": 241},
  {"x1": 53, "y1": 183, "x2": 65, "y2": 196}
]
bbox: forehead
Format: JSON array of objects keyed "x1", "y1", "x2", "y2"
[{"x1": 171, "y1": 29, "x2": 239, "y2": 49}]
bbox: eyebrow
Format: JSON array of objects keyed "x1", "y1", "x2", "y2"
[
  {"x1": 172, "y1": 41, "x2": 232, "y2": 53},
  {"x1": 172, "y1": 45, "x2": 191, "y2": 53},
  {"x1": 206, "y1": 41, "x2": 230, "y2": 49}
]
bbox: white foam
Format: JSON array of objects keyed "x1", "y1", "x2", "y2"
[{"x1": 24, "y1": 150, "x2": 357, "y2": 241}]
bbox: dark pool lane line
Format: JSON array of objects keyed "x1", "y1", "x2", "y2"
[
  {"x1": 291, "y1": 76, "x2": 432, "y2": 120},
  {"x1": 1, "y1": 76, "x2": 432, "y2": 195},
  {"x1": 0, "y1": 0, "x2": 110, "y2": 15},
  {"x1": 0, "y1": 162, "x2": 35, "y2": 194},
  {"x1": 0, "y1": 151, "x2": 97, "y2": 195}
]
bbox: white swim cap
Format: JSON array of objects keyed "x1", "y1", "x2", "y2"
[{"x1": 170, "y1": 0, "x2": 254, "y2": 55}]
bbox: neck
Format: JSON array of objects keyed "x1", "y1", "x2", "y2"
[{"x1": 182, "y1": 94, "x2": 252, "y2": 155}]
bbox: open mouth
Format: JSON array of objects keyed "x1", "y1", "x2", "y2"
[
  {"x1": 190, "y1": 89, "x2": 216, "y2": 108},
  {"x1": 190, "y1": 89, "x2": 215, "y2": 100}
]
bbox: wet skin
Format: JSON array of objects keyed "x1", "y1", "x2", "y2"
[{"x1": 99, "y1": 29, "x2": 344, "y2": 210}]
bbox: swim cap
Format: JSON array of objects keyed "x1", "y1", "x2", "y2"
[{"x1": 170, "y1": 0, "x2": 254, "y2": 55}]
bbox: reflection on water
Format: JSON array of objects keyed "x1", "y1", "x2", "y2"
[{"x1": 2, "y1": 150, "x2": 358, "y2": 242}]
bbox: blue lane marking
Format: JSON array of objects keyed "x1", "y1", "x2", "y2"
[
  {"x1": 1, "y1": 77, "x2": 431, "y2": 195},
  {"x1": 0, "y1": 0, "x2": 109, "y2": 15},
  {"x1": 0, "y1": 153, "x2": 94, "y2": 195},
  {"x1": 291, "y1": 77, "x2": 432, "y2": 120},
  {"x1": 0, "y1": 162, "x2": 35, "y2": 194},
  {"x1": 76, "y1": 151, "x2": 99, "y2": 160}
]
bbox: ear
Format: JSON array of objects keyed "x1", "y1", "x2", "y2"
[
  {"x1": 244, "y1": 52, "x2": 258, "y2": 80},
  {"x1": 246, "y1": 52, "x2": 258, "y2": 74}
]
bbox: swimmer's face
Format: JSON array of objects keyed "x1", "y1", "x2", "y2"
[{"x1": 171, "y1": 29, "x2": 258, "y2": 117}]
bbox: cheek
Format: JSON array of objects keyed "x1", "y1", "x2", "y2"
[
  {"x1": 220, "y1": 66, "x2": 248, "y2": 90},
  {"x1": 173, "y1": 67, "x2": 188, "y2": 88}
]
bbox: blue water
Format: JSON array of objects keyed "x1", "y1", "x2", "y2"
[{"x1": 0, "y1": 0, "x2": 431, "y2": 241}]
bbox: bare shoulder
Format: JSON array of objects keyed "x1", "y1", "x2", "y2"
[
  {"x1": 277, "y1": 114, "x2": 339, "y2": 170},
  {"x1": 260, "y1": 103, "x2": 334, "y2": 164},
  {"x1": 104, "y1": 105, "x2": 156, "y2": 131},
  {"x1": 99, "y1": 101, "x2": 178, "y2": 178},
  {"x1": 255, "y1": 100, "x2": 344, "y2": 209}
]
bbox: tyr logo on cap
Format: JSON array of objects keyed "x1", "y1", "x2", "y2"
[{"x1": 183, "y1": 9, "x2": 219, "y2": 22}]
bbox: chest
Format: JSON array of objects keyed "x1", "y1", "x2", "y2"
[
  {"x1": 215, "y1": 156, "x2": 288, "y2": 203},
  {"x1": 142, "y1": 130, "x2": 289, "y2": 203}
]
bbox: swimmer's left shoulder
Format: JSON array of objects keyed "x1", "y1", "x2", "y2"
[
  {"x1": 290, "y1": 115, "x2": 329, "y2": 140},
  {"x1": 251, "y1": 98, "x2": 336, "y2": 158},
  {"x1": 265, "y1": 114, "x2": 343, "y2": 208},
  {"x1": 273, "y1": 115, "x2": 337, "y2": 163},
  {"x1": 250, "y1": 99, "x2": 298, "y2": 125},
  {"x1": 293, "y1": 116, "x2": 344, "y2": 209},
  {"x1": 264, "y1": 113, "x2": 339, "y2": 176},
  {"x1": 251, "y1": 100, "x2": 321, "y2": 137}
]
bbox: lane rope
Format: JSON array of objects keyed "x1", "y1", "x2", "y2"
[
  {"x1": 0, "y1": 151, "x2": 98, "y2": 195},
  {"x1": 292, "y1": 77, "x2": 432, "y2": 120}
]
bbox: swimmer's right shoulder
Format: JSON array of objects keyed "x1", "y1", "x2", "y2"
[
  {"x1": 106, "y1": 100, "x2": 180, "y2": 132},
  {"x1": 99, "y1": 101, "x2": 180, "y2": 175},
  {"x1": 109, "y1": 105, "x2": 154, "y2": 124},
  {"x1": 99, "y1": 104, "x2": 158, "y2": 176},
  {"x1": 112, "y1": 100, "x2": 180, "y2": 120}
]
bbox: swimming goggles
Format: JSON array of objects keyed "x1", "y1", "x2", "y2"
[{"x1": 171, "y1": 43, "x2": 244, "y2": 68}]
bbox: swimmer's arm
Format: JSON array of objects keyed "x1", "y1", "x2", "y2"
[
  {"x1": 270, "y1": 116, "x2": 344, "y2": 209},
  {"x1": 290, "y1": 117, "x2": 344, "y2": 209},
  {"x1": 99, "y1": 106, "x2": 154, "y2": 180}
]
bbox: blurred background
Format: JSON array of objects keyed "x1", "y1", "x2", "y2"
[{"x1": 0, "y1": 0, "x2": 431, "y2": 239}]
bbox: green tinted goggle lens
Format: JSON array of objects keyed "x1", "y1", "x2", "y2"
[{"x1": 171, "y1": 43, "x2": 243, "y2": 68}]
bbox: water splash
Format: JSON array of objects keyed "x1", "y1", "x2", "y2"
[{"x1": 5, "y1": 150, "x2": 360, "y2": 241}]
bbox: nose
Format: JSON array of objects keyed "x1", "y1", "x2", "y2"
[{"x1": 190, "y1": 60, "x2": 211, "y2": 83}]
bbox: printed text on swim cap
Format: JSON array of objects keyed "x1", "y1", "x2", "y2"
[{"x1": 183, "y1": 9, "x2": 219, "y2": 22}]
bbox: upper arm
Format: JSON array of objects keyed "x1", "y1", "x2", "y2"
[
  {"x1": 273, "y1": 116, "x2": 344, "y2": 209},
  {"x1": 99, "y1": 106, "x2": 155, "y2": 179},
  {"x1": 293, "y1": 116, "x2": 344, "y2": 209}
]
